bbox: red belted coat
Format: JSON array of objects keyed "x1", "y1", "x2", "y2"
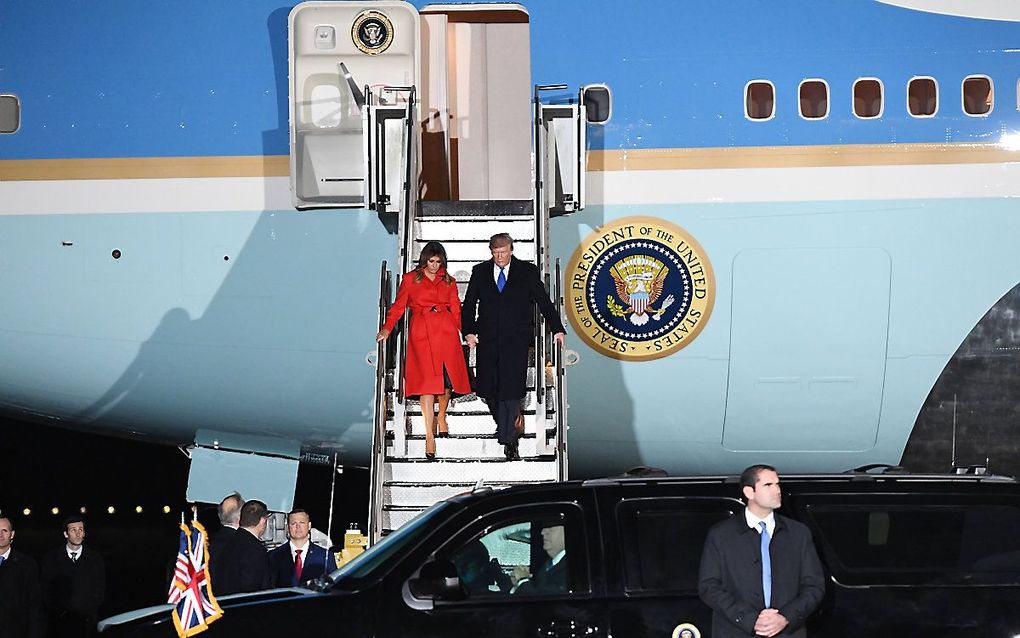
[{"x1": 383, "y1": 269, "x2": 471, "y2": 397}]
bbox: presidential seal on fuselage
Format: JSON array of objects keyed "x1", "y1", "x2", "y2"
[
  {"x1": 565, "y1": 217, "x2": 714, "y2": 361},
  {"x1": 352, "y1": 10, "x2": 394, "y2": 55}
]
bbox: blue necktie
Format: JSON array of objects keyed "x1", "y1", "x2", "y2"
[
  {"x1": 759, "y1": 521, "x2": 772, "y2": 608},
  {"x1": 0, "y1": 555, "x2": 4, "y2": 567},
  {"x1": 497, "y1": 267, "x2": 506, "y2": 292}
]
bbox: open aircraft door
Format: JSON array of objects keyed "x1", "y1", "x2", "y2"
[
  {"x1": 536, "y1": 84, "x2": 611, "y2": 216},
  {"x1": 289, "y1": 1, "x2": 420, "y2": 210}
]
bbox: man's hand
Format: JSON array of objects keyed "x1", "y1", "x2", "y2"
[
  {"x1": 465, "y1": 334, "x2": 478, "y2": 348},
  {"x1": 553, "y1": 332, "x2": 566, "y2": 347},
  {"x1": 753, "y1": 609, "x2": 788, "y2": 637},
  {"x1": 510, "y1": 565, "x2": 531, "y2": 586}
]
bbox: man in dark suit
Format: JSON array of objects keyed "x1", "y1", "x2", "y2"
[
  {"x1": 0, "y1": 516, "x2": 45, "y2": 638},
  {"x1": 40, "y1": 516, "x2": 105, "y2": 638},
  {"x1": 698, "y1": 465, "x2": 825, "y2": 638},
  {"x1": 267, "y1": 509, "x2": 337, "y2": 588},
  {"x1": 512, "y1": 524, "x2": 567, "y2": 595},
  {"x1": 208, "y1": 492, "x2": 243, "y2": 576},
  {"x1": 212, "y1": 500, "x2": 271, "y2": 595},
  {"x1": 462, "y1": 233, "x2": 566, "y2": 461}
]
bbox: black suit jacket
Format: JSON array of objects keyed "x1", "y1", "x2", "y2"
[
  {"x1": 207, "y1": 526, "x2": 235, "y2": 576},
  {"x1": 515, "y1": 556, "x2": 567, "y2": 595},
  {"x1": 0, "y1": 548, "x2": 45, "y2": 638},
  {"x1": 212, "y1": 529, "x2": 270, "y2": 595},
  {"x1": 267, "y1": 542, "x2": 337, "y2": 588},
  {"x1": 698, "y1": 511, "x2": 824, "y2": 638},
  {"x1": 40, "y1": 545, "x2": 105, "y2": 635},
  {"x1": 461, "y1": 256, "x2": 566, "y2": 400}
]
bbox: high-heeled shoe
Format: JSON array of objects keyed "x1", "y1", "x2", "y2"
[
  {"x1": 425, "y1": 452, "x2": 436, "y2": 461},
  {"x1": 436, "y1": 430, "x2": 449, "y2": 438}
]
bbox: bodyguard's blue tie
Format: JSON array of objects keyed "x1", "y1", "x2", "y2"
[
  {"x1": 497, "y1": 267, "x2": 506, "y2": 292},
  {"x1": 759, "y1": 521, "x2": 772, "y2": 608}
]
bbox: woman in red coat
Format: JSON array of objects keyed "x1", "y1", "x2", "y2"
[{"x1": 376, "y1": 242, "x2": 471, "y2": 460}]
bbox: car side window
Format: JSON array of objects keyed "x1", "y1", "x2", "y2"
[
  {"x1": 617, "y1": 498, "x2": 740, "y2": 593},
  {"x1": 807, "y1": 501, "x2": 1020, "y2": 586},
  {"x1": 440, "y1": 505, "x2": 589, "y2": 600}
]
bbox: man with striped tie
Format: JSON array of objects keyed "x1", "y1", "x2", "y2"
[{"x1": 698, "y1": 465, "x2": 824, "y2": 638}]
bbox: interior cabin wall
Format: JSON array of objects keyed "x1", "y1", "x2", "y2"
[{"x1": 420, "y1": 11, "x2": 531, "y2": 201}]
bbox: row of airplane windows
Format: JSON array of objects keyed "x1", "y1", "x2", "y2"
[
  {"x1": 746, "y1": 75, "x2": 1002, "y2": 120},
  {"x1": 0, "y1": 76, "x2": 1009, "y2": 135}
]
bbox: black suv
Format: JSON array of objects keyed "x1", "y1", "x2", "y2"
[{"x1": 101, "y1": 472, "x2": 1020, "y2": 637}]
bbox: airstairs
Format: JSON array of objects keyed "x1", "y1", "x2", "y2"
[
  {"x1": 371, "y1": 202, "x2": 569, "y2": 536},
  {"x1": 287, "y1": 1, "x2": 609, "y2": 542}
]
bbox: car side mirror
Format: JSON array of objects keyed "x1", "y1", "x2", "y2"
[{"x1": 407, "y1": 559, "x2": 467, "y2": 601}]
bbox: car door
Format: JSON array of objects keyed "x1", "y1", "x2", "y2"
[
  {"x1": 379, "y1": 493, "x2": 608, "y2": 638},
  {"x1": 599, "y1": 487, "x2": 743, "y2": 638}
]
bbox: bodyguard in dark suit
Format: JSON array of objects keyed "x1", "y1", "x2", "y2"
[
  {"x1": 698, "y1": 465, "x2": 824, "y2": 638},
  {"x1": 0, "y1": 516, "x2": 45, "y2": 638},
  {"x1": 462, "y1": 233, "x2": 566, "y2": 460},
  {"x1": 212, "y1": 500, "x2": 271, "y2": 595},
  {"x1": 267, "y1": 509, "x2": 337, "y2": 588},
  {"x1": 40, "y1": 516, "x2": 105, "y2": 638}
]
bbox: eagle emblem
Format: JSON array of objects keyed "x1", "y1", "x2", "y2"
[{"x1": 608, "y1": 255, "x2": 676, "y2": 326}]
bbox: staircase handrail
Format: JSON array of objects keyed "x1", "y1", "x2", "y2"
[
  {"x1": 368, "y1": 260, "x2": 393, "y2": 544},
  {"x1": 552, "y1": 258, "x2": 568, "y2": 480}
]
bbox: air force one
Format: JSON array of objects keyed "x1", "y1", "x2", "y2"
[{"x1": 3, "y1": 1, "x2": 1020, "y2": 513}]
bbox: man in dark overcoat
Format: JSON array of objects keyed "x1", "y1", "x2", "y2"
[
  {"x1": 0, "y1": 516, "x2": 45, "y2": 638},
  {"x1": 40, "y1": 516, "x2": 105, "y2": 637},
  {"x1": 698, "y1": 465, "x2": 824, "y2": 637},
  {"x1": 462, "y1": 233, "x2": 565, "y2": 460},
  {"x1": 212, "y1": 500, "x2": 271, "y2": 595}
]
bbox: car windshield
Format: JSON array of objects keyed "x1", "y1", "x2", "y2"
[{"x1": 325, "y1": 501, "x2": 451, "y2": 588}]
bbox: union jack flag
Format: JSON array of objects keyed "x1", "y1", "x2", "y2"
[{"x1": 168, "y1": 521, "x2": 223, "y2": 637}]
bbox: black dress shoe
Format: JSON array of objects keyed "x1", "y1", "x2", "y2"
[{"x1": 505, "y1": 442, "x2": 520, "y2": 461}]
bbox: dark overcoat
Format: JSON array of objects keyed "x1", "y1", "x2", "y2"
[
  {"x1": 211, "y1": 528, "x2": 270, "y2": 595},
  {"x1": 40, "y1": 545, "x2": 105, "y2": 636},
  {"x1": 461, "y1": 256, "x2": 565, "y2": 401},
  {"x1": 0, "y1": 548, "x2": 45, "y2": 638},
  {"x1": 698, "y1": 511, "x2": 824, "y2": 638}
]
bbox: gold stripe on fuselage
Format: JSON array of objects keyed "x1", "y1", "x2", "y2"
[{"x1": 0, "y1": 143, "x2": 1017, "y2": 181}]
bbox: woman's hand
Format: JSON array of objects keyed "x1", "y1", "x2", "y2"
[{"x1": 376, "y1": 328, "x2": 390, "y2": 342}]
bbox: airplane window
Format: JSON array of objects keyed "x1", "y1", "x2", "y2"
[
  {"x1": 0, "y1": 95, "x2": 19, "y2": 134},
  {"x1": 963, "y1": 75, "x2": 993, "y2": 116},
  {"x1": 745, "y1": 81, "x2": 775, "y2": 121},
  {"x1": 853, "y1": 78, "x2": 883, "y2": 119},
  {"x1": 799, "y1": 80, "x2": 829, "y2": 119},
  {"x1": 907, "y1": 77, "x2": 938, "y2": 117}
]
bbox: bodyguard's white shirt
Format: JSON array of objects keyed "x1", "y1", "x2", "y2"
[
  {"x1": 0, "y1": 547, "x2": 10, "y2": 561},
  {"x1": 66, "y1": 545, "x2": 82, "y2": 560},
  {"x1": 745, "y1": 508, "x2": 776, "y2": 539}
]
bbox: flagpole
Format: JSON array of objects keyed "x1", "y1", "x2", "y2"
[{"x1": 327, "y1": 452, "x2": 338, "y2": 542}]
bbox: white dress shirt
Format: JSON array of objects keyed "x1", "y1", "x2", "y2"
[
  {"x1": 493, "y1": 261, "x2": 511, "y2": 284},
  {"x1": 745, "y1": 508, "x2": 776, "y2": 538}
]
